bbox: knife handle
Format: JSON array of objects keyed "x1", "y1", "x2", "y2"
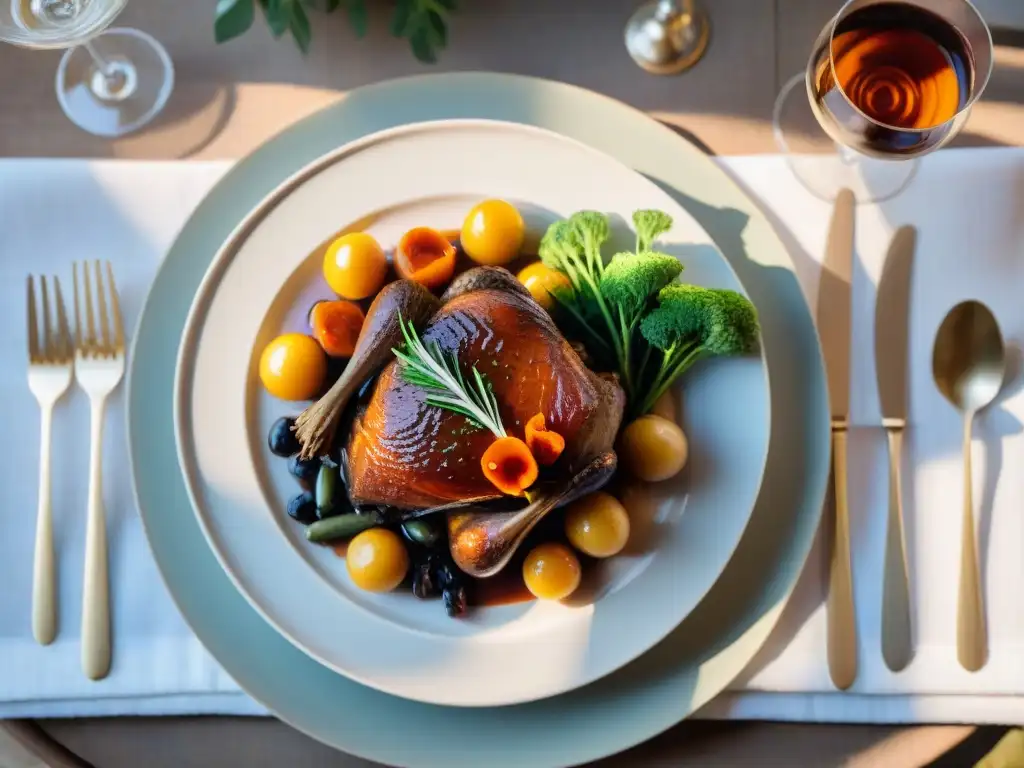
[
  {"x1": 827, "y1": 427, "x2": 857, "y2": 690},
  {"x1": 881, "y1": 426, "x2": 913, "y2": 672}
]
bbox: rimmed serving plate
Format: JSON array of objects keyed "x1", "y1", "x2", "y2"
[
  {"x1": 130, "y1": 72, "x2": 829, "y2": 767},
  {"x1": 173, "y1": 120, "x2": 771, "y2": 707}
]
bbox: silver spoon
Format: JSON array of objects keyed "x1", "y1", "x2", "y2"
[{"x1": 932, "y1": 300, "x2": 1005, "y2": 673}]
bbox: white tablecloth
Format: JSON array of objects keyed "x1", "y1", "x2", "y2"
[{"x1": 2, "y1": 151, "x2": 1023, "y2": 723}]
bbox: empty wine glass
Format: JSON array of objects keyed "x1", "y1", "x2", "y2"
[
  {"x1": 774, "y1": 0, "x2": 992, "y2": 202},
  {"x1": 1, "y1": 0, "x2": 174, "y2": 137}
]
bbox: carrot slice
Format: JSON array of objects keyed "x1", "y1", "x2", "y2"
[
  {"x1": 481, "y1": 437, "x2": 539, "y2": 496},
  {"x1": 525, "y1": 413, "x2": 565, "y2": 466},
  {"x1": 395, "y1": 227, "x2": 457, "y2": 291},
  {"x1": 309, "y1": 300, "x2": 365, "y2": 357}
]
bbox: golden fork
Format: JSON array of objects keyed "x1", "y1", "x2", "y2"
[
  {"x1": 26, "y1": 275, "x2": 74, "y2": 645},
  {"x1": 72, "y1": 261, "x2": 126, "y2": 680}
]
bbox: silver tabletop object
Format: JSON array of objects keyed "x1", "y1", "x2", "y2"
[{"x1": 625, "y1": 0, "x2": 710, "y2": 75}]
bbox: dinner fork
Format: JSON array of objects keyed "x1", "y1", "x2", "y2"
[
  {"x1": 73, "y1": 261, "x2": 125, "y2": 681},
  {"x1": 27, "y1": 276, "x2": 74, "y2": 646}
]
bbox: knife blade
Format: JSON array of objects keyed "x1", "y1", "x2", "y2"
[
  {"x1": 817, "y1": 188, "x2": 857, "y2": 690},
  {"x1": 875, "y1": 225, "x2": 917, "y2": 672}
]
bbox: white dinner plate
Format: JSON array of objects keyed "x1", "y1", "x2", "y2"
[{"x1": 174, "y1": 119, "x2": 770, "y2": 707}]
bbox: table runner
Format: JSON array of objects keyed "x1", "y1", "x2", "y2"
[{"x1": 2, "y1": 151, "x2": 1022, "y2": 723}]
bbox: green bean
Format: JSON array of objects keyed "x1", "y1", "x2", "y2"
[{"x1": 305, "y1": 513, "x2": 381, "y2": 543}]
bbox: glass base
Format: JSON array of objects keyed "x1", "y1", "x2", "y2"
[
  {"x1": 56, "y1": 27, "x2": 174, "y2": 138},
  {"x1": 773, "y1": 73, "x2": 918, "y2": 204}
]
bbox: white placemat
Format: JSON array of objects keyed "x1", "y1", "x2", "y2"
[{"x1": 1, "y1": 151, "x2": 1023, "y2": 722}]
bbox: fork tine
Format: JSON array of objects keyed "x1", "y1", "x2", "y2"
[
  {"x1": 54, "y1": 276, "x2": 73, "y2": 360},
  {"x1": 105, "y1": 262, "x2": 124, "y2": 352},
  {"x1": 72, "y1": 263, "x2": 82, "y2": 350},
  {"x1": 94, "y1": 260, "x2": 111, "y2": 351},
  {"x1": 27, "y1": 276, "x2": 40, "y2": 363},
  {"x1": 81, "y1": 261, "x2": 97, "y2": 349},
  {"x1": 40, "y1": 276, "x2": 53, "y2": 361}
]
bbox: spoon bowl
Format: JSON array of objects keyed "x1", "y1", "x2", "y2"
[{"x1": 932, "y1": 300, "x2": 1005, "y2": 414}]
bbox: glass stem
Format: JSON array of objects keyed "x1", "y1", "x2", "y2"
[
  {"x1": 836, "y1": 143, "x2": 860, "y2": 166},
  {"x1": 83, "y1": 41, "x2": 114, "y2": 79}
]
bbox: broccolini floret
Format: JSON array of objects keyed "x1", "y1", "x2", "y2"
[
  {"x1": 599, "y1": 251, "x2": 683, "y2": 318},
  {"x1": 636, "y1": 284, "x2": 760, "y2": 415},
  {"x1": 632, "y1": 209, "x2": 673, "y2": 253},
  {"x1": 568, "y1": 211, "x2": 611, "y2": 275}
]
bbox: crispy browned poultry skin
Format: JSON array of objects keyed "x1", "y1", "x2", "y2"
[{"x1": 346, "y1": 270, "x2": 624, "y2": 510}]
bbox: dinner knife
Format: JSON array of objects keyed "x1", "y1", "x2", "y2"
[
  {"x1": 818, "y1": 189, "x2": 857, "y2": 691},
  {"x1": 875, "y1": 225, "x2": 917, "y2": 673}
]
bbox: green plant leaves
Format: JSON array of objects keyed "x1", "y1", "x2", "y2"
[
  {"x1": 214, "y1": 0, "x2": 452, "y2": 60},
  {"x1": 393, "y1": 0, "x2": 451, "y2": 63},
  {"x1": 290, "y1": 1, "x2": 312, "y2": 51},
  {"x1": 346, "y1": 0, "x2": 368, "y2": 38},
  {"x1": 214, "y1": 0, "x2": 255, "y2": 43},
  {"x1": 262, "y1": 0, "x2": 291, "y2": 37}
]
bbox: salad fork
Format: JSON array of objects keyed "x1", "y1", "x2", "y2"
[
  {"x1": 26, "y1": 275, "x2": 74, "y2": 646},
  {"x1": 72, "y1": 261, "x2": 125, "y2": 681}
]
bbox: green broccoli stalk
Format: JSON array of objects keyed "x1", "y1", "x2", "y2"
[
  {"x1": 539, "y1": 212, "x2": 628, "y2": 384},
  {"x1": 568, "y1": 210, "x2": 611, "y2": 277},
  {"x1": 539, "y1": 207, "x2": 691, "y2": 405},
  {"x1": 637, "y1": 284, "x2": 760, "y2": 417},
  {"x1": 599, "y1": 250, "x2": 683, "y2": 393}
]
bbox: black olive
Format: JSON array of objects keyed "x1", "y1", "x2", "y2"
[
  {"x1": 434, "y1": 561, "x2": 452, "y2": 591},
  {"x1": 411, "y1": 561, "x2": 437, "y2": 599},
  {"x1": 287, "y1": 491, "x2": 318, "y2": 525},
  {"x1": 443, "y1": 585, "x2": 467, "y2": 618},
  {"x1": 268, "y1": 417, "x2": 300, "y2": 457},
  {"x1": 288, "y1": 455, "x2": 321, "y2": 486}
]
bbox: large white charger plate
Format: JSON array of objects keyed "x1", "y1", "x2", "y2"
[
  {"x1": 174, "y1": 120, "x2": 770, "y2": 707},
  {"x1": 129, "y1": 72, "x2": 830, "y2": 768}
]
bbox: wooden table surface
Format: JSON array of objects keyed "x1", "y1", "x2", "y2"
[{"x1": 3, "y1": 0, "x2": 1023, "y2": 765}]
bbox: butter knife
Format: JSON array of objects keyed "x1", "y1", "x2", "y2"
[
  {"x1": 875, "y1": 225, "x2": 917, "y2": 672},
  {"x1": 818, "y1": 189, "x2": 857, "y2": 690}
]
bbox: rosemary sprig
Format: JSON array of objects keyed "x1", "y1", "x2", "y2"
[{"x1": 392, "y1": 314, "x2": 507, "y2": 439}]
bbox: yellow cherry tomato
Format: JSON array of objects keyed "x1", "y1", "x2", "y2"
[
  {"x1": 323, "y1": 232, "x2": 388, "y2": 300},
  {"x1": 516, "y1": 261, "x2": 572, "y2": 311},
  {"x1": 522, "y1": 542, "x2": 581, "y2": 601},
  {"x1": 618, "y1": 414, "x2": 689, "y2": 482},
  {"x1": 346, "y1": 528, "x2": 409, "y2": 593},
  {"x1": 461, "y1": 199, "x2": 525, "y2": 266},
  {"x1": 259, "y1": 333, "x2": 327, "y2": 401},
  {"x1": 564, "y1": 492, "x2": 631, "y2": 558}
]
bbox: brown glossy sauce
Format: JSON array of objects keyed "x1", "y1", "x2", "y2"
[
  {"x1": 331, "y1": 536, "x2": 533, "y2": 607},
  {"x1": 473, "y1": 573, "x2": 535, "y2": 607}
]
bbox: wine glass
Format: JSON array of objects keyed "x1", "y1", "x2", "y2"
[
  {"x1": 774, "y1": 0, "x2": 992, "y2": 203},
  {"x1": 0, "y1": 0, "x2": 174, "y2": 137}
]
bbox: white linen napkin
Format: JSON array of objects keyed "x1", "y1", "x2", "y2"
[
  {"x1": 712, "y1": 149, "x2": 1024, "y2": 724},
  {"x1": 2, "y1": 152, "x2": 1024, "y2": 721},
  {"x1": 0, "y1": 160, "x2": 260, "y2": 717}
]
